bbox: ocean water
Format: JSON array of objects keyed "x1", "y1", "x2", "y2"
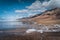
[{"x1": 0, "y1": 21, "x2": 24, "y2": 29}]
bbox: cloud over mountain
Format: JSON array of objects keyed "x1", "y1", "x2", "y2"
[
  {"x1": 15, "y1": 0, "x2": 47, "y2": 17},
  {"x1": 47, "y1": 0, "x2": 60, "y2": 9},
  {"x1": 15, "y1": 0, "x2": 60, "y2": 17}
]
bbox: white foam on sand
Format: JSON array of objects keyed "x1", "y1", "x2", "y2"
[
  {"x1": 26, "y1": 29, "x2": 44, "y2": 33},
  {"x1": 26, "y1": 29, "x2": 37, "y2": 33}
]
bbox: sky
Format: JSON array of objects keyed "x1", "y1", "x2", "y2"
[{"x1": 0, "y1": 0, "x2": 60, "y2": 21}]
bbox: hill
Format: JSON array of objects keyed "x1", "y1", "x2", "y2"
[{"x1": 19, "y1": 8, "x2": 60, "y2": 25}]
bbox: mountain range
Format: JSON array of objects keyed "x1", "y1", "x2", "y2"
[{"x1": 18, "y1": 8, "x2": 60, "y2": 25}]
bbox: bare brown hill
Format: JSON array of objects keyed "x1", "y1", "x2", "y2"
[{"x1": 19, "y1": 8, "x2": 60, "y2": 25}]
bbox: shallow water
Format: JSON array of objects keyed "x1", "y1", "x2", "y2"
[{"x1": 0, "y1": 21, "x2": 24, "y2": 29}]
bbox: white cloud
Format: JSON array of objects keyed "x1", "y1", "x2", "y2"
[
  {"x1": 15, "y1": 0, "x2": 47, "y2": 17},
  {"x1": 15, "y1": 9, "x2": 28, "y2": 13},
  {"x1": 15, "y1": 0, "x2": 60, "y2": 17},
  {"x1": 42, "y1": 1, "x2": 49, "y2": 7},
  {"x1": 46, "y1": 0, "x2": 60, "y2": 9},
  {"x1": 26, "y1": 0, "x2": 47, "y2": 12},
  {"x1": 26, "y1": 0, "x2": 42, "y2": 10}
]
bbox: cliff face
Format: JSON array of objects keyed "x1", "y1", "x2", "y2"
[{"x1": 20, "y1": 8, "x2": 60, "y2": 25}]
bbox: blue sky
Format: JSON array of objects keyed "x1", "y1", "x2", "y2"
[
  {"x1": 0, "y1": 0, "x2": 32, "y2": 20},
  {"x1": 0, "y1": 0, "x2": 60, "y2": 21}
]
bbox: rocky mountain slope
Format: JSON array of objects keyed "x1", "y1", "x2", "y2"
[{"x1": 19, "y1": 8, "x2": 60, "y2": 25}]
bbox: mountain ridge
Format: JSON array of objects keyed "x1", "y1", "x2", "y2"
[{"x1": 19, "y1": 8, "x2": 60, "y2": 25}]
